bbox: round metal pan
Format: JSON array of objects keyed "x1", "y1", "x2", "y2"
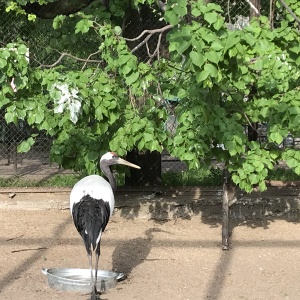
[{"x1": 42, "y1": 268, "x2": 124, "y2": 292}]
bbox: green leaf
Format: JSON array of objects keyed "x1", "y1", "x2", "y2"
[
  {"x1": 165, "y1": 10, "x2": 180, "y2": 25},
  {"x1": 191, "y1": 7, "x2": 201, "y2": 17},
  {"x1": 196, "y1": 69, "x2": 209, "y2": 82},
  {"x1": 118, "y1": 55, "x2": 131, "y2": 65},
  {"x1": 17, "y1": 44, "x2": 28, "y2": 55},
  {"x1": 109, "y1": 111, "x2": 118, "y2": 124},
  {"x1": 249, "y1": 173, "x2": 259, "y2": 185},
  {"x1": 126, "y1": 72, "x2": 139, "y2": 85},
  {"x1": 269, "y1": 132, "x2": 283, "y2": 144},
  {"x1": 1, "y1": 49, "x2": 10, "y2": 60},
  {"x1": 206, "y1": 50, "x2": 220, "y2": 64},
  {"x1": 121, "y1": 64, "x2": 132, "y2": 75},
  {"x1": 17, "y1": 137, "x2": 35, "y2": 153},
  {"x1": 173, "y1": 3, "x2": 187, "y2": 17},
  {"x1": 286, "y1": 158, "x2": 298, "y2": 169},
  {"x1": 174, "y1": 135, "x2": 184, "y2": 145},
  {"x1": 138, "y1": 139, "x2": 145, "y2": 150},
  {"x1": 35, "y1": 110, "x2": 45, "y2": 124},
  {"x1": 243, "y1": 33, "x2": 256, "y2": 46},
  {"x1": 143, "y1": 132, "x2": 153, "y2": 142},
  {"x1": 75, "y1": 19, "x2": 93, "y2": 34},
  {"x1": 190, "y1": 51, "x2": 205, "y2": 67},
  {"x1": 213, "y1": 18, "x2": 224, "y2": 30},
  {"x1": 0, "y1": 58, "x2": 7, "y2": 68},
  {"x1": 49, "y1": 89, "x2": 61, "y2": 101},
  {"x1": 288, "y1": 106, "x2": 300, "y2": 115},
  {"x1": 182, "y1": 152, "x2": 195, "y2": 161},
  {"x1": 224, "y1": 33, "x2": 240, "y2": 51},
  {"x1": 211, "y1": 41, "x2": 223, "y2": 51},
  {"x1": 114, "y1": 26, "x2": 122, "y2": 35},
  {"x1": 204, "y1": 12, "x2": 218, "y2": 25},
  {"x1": 259, "y1": 181, "x2": 267, "y2": 191},
  {"x1": 177, "y1": 40, "x2": 191, "y2": 54},
  {"x1": 53, "y1": 15, "x2": 66, "y2": 29},
  {"x1": 204, "y1": 63, "x2": 218, "y2": 77}
]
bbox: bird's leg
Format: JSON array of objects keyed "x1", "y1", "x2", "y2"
[
  {"x1": 88, "y1": 252, "x2": 99, "y2": 299},
  {"x1": 90, "y1": 251, "x2": 100, "y2": 300},
  {"x1": 88, "y1": 253, "x2": 94, "y2": 285},
  {"x1": 94, "y1": 252, "x2": 100, "y2": 293}
]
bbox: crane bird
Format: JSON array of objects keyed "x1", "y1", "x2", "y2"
[{"x1": 70, "y1": 152, "x2": 140, "y2": 300}]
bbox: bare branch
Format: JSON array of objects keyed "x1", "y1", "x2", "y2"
[
  {"x1": 128, "y1": 87, "x2": 136, "y2": 110},
  {"x1": 269, "y1": 0, "x2": 275, "y2": 30},
  {"x1": 227, "y1": 0, "x2": 232, "y2": 24},
  {"x1": 125, "y1": 25, "x2": 173, "y2": 42},
  {"x1": 81, "y1": 49, "x2": 102, "y2": 70},
  {"x1": 146, "y1": 42, "x2": 151, "y2": 58},
  {"x1": 156, "y1": 33, "x2": 163, "y2": 61},
  {"x1": 278, "y1": 0, "x2": 300, "y2": 26},
  {"x1": 245, "y1": 0, "x2": 261, "y2": 16},
  {"x1": 125, "y1": 24, "x2": 173, "y2": 57},
  {"x1": 131, "y1": 34, "x2": 152, "y2": 54},
  {"x1": 157, "y1": 0, "x2": 166, "y2": 12},
  {"x1": 32, "y1": 51, "x2": 103, "y2": 68},
  {"x1": 147, "y1": 32, "x2": 163, "y2": 64}
]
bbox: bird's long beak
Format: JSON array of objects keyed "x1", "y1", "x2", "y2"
[{"x1": 118, "y1": 158, "x2": 141, "y2": 169}]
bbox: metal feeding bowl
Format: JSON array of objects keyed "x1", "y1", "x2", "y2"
[{"x1": 42, "y1": 268, "x2": 124, "y2": 292}]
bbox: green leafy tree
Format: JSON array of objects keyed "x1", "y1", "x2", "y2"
[{"x1": 1, "y1": 0, "x2": 300, "y2": 192}]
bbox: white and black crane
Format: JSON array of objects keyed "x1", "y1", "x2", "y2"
[{"x1": 70, "y1": 151, "x2": 140, "y2": 300}]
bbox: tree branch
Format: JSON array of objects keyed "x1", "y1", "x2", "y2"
[
  {"x1": 125, "y1": 25, "x2": 173, "y2": 55},
  {"x1": 245, "y1": 0, "x2": 261, "y2": 16},
  {"x1": 157, "y1": 0, "x2": 166, "y2": 12},
  {"x1": 81, "y1": 49, "x2": 102, "y2": 70},
  {"x1": 147, "y1": 33, "x2": 163, "y2": 64},
  {"x1": 125, "y1": 25, "x2": 173, "y2": 42},
  {"x1": 131, "y1": 34, "x2": 152, "y2": 54},
  {"x1": 32, "y1": 50, "x2": 103, "y2": 68}
]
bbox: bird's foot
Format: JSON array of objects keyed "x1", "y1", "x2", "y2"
[
  {"x1": 90, "y1": 286, "x2": 101, "y2": 300},
  {"x1": 90, "y1": 292, "x2": 100, "y2": 300}
]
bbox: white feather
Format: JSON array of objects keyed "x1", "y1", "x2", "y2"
[{"x1": 69, "y1": 174, "x2": 115, "y2": 217}]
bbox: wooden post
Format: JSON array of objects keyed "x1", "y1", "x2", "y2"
[
  {"x1": 13, "y1": 143, "x2": 17, "y2": 175},
  {"x1": 222, "y1": 169, "x2": 237, "y2": 250},
  {"x1": 222, "y1": 171, "x2": 230, "y2": 250}
]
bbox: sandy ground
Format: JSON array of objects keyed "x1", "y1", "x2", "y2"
[{"x1": 1, "y1": 210, "x2": 300, "y2": 300}]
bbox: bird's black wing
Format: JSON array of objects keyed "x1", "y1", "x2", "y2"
[{"x1": 72, "y1": 195, "x2": 111, "y2": 255}]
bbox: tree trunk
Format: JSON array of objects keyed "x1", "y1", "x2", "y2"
[
  {"x1": 250, "y1": 0, "x2": 261, "y2": 18},
  {"x1": 222, "y1": 168, "x2": 236, "y2": 250}
]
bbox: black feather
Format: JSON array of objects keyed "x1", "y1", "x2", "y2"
[{"x1": 72, "y1": 195, "x2": 110, "y2": 255}]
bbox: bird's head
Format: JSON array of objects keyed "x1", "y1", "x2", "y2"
[{"x1": 100, "y1": 152, "x2": 141, "y2": 169}]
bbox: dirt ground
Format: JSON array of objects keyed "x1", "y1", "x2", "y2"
[{"x1": 1, "y1": 210, "x2": 300, "y2": 300}]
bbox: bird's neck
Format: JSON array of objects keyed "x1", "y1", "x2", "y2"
[{"x1": 101, "y1": 164, "x2": 117, "y2": 192}]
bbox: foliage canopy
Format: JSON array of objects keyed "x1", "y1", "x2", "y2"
[{"x1": 1, "y1": 0, "x2": 300, "y2": 192}]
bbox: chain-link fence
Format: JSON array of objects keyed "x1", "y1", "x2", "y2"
[{"x1": 0, "y1": 1, "x2": 297, "y2": 179}]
